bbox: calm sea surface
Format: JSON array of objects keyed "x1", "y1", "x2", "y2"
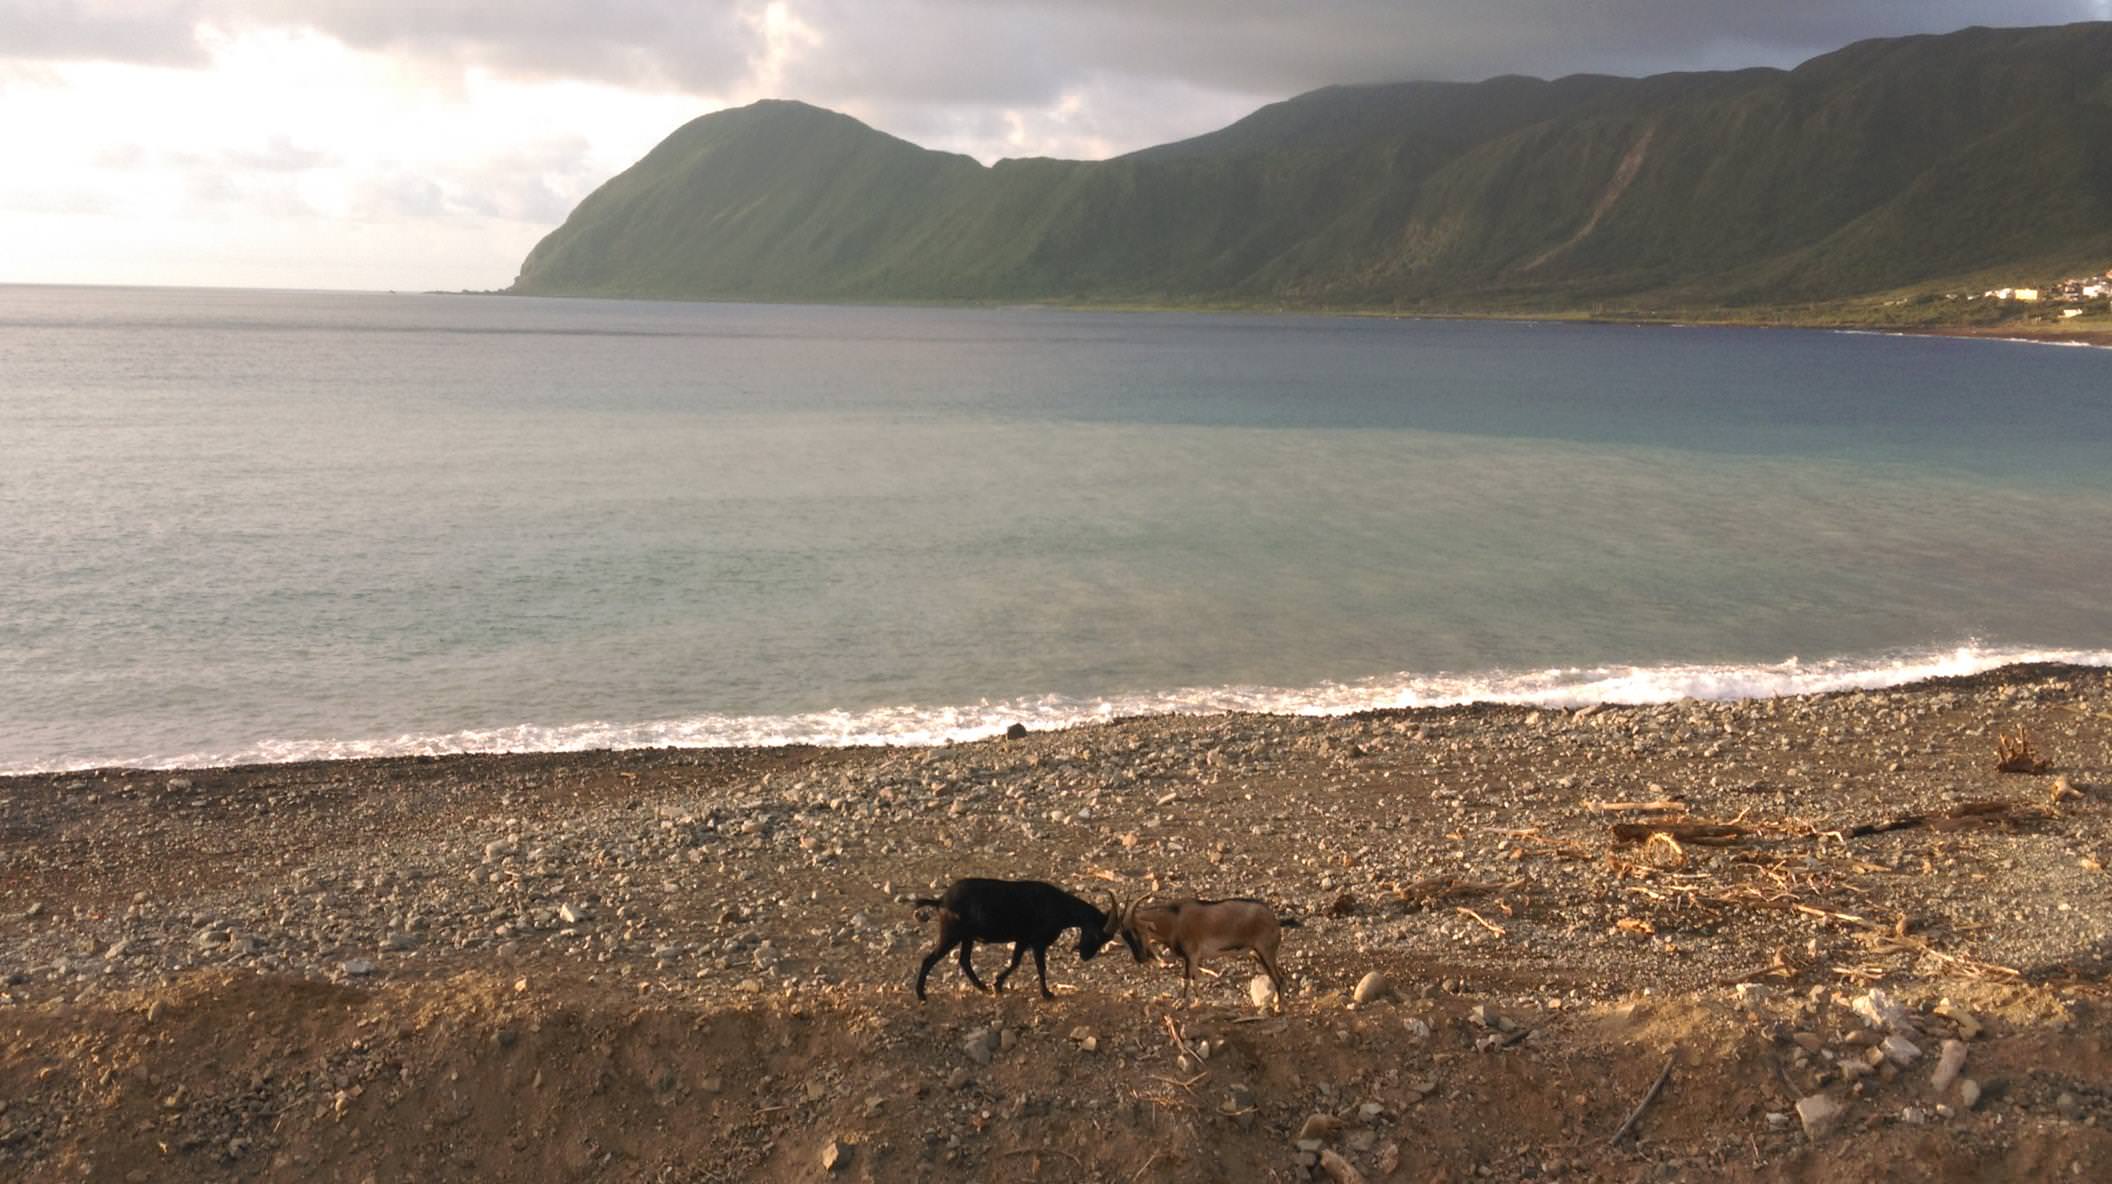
[{"x1": 3, "y1": 285, "x2": 2110, "y2": 771}]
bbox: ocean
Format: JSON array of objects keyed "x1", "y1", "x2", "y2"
[{"x1": 3, "y1": 285, "x2": 2109, "y2": 772}]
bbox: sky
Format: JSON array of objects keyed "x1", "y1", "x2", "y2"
[{"x1": 2, "y1": 1, "x2": 2107, "y2": 292}]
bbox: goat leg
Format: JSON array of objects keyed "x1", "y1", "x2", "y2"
[
  {"x1": 959, "y1": 939, "x2": 989, "y2": 991},
  {"x1": 1033, "y1": 945, "x2": 1053, "y2": 999},
  {"x1": 916, "y1": 936, "x2": 960, "y2": 1001},
  {"x1": 994, "y1": 942, "x2": 1029, "y2": 992}
]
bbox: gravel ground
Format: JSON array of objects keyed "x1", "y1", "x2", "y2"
[{"x1": 2, "y1": 662, "x2": 2109, "y2": 1182}]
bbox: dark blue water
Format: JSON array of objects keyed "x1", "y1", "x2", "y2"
[{"x1": 3, "y1": 286, "x2": 2109, "y2": 770}]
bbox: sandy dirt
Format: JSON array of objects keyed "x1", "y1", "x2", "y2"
[{"x1": 3, "y1": 663, "x2": 2110, "y2": 1182}]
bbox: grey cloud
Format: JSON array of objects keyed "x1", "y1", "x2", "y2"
[
  {"x1": 769, "y1": 0, "x2": 2111, "y2": 106},
  {"x1": 0, "y1": 0, "x2": 208, "y2": 66},
  {"x1": 7, "y1": 1, "x2": 2108, "y2": 166},
  {"x1": 8, "y1": 2, "x2": 2104, "y2": 94}
]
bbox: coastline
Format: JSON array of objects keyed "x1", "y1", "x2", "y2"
[
  {"x1": 5, "y1": 661, "x2": 2109, "y2": 1180},
  {"x1": 492, "y1": 283, "x2": 2112, "y2": 351},
  {"x1": 14, "y1": 643, "x2": 2112, "y2": 776}
]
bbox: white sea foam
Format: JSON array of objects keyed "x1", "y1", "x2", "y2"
[{"x1": 21, "y1": 642, "x2": 2108, "y2": 774}]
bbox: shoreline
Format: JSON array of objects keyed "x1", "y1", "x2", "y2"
[
  {"x1": 4, "y1": 659, "x2": 2108, "y2": 1181},
  {"x1": 490, "y1": 285, "x2": 2112, "y2": 350},
  {"x1": 12, "y1": 647, "x2": 2111, "y2": 778}
]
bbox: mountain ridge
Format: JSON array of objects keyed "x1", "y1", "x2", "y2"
[{"x1": 511, "y1": 22, "x2": 2112, "y2": 313}]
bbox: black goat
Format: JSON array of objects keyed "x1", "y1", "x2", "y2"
[{"x1": 911, "y1": 878, "x2": 1145, "y2": 1000}]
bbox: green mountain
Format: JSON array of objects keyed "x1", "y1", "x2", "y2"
[{"x1": 510, "y1": 22, "x2": 2112, "y2": 312}]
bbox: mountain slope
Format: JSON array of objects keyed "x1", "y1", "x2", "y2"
[{"x1": 511, "y1": 23, "x2": 2112, "y2": 309}]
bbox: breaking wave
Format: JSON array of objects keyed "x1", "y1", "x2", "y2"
[{"x1": 22, "y1": 641, "x2": 2109, "y2": 774}]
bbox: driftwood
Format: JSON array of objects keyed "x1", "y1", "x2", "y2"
[
  {"x1": 1845, "y1": 799, "x2": 2050, "y2": 839},
  {"x1": 1611, "y1": 821, "x2": 1752, "y2": 846},
  {"x1": 1994, "y1": 726, "x2": 2052, "y2": 774},
  {"x1": 1587, "y1": 799, "x2": 1688, "y2": 814}
]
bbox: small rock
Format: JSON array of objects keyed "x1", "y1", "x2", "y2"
[
  {"x1": 1930, "y1": 1039, "x2": 1967, "y2": 1093},
  {"x1": 1296, "y1": 1113, "x2": 1345, "y2": 1143},
  {"x1": 819, "y1": 1138, "x2": 851, "y2": 1172},
  {"x1": 103, "y1": 940, "x2": 129, "y2": 960},
  {"x1": 1317, "y1": 1148, "x2": 1369, "y2": 1184},
  {"x1": 1935, "y1": 999, "x2": 1983, "y2": 1040},
  {"x1": 1901, "y1": 1106, "x2": 1927, "y2": 1125},
  {"x1": 24, "y1": 902, "x2": 43, "y2": 920},
  {"x1": 167, "y1": 777, "x2": 193, "y2": 792},
  {"x1": 1881, "y1": 1033, "x2": 1922, "y2": 1067},
  {"x1": 1377, "y1": 1142, "x2": 1401, "y2": 1176},
  {"x1": 1791, "y1": 1031, "x2": 1824, "y2": 1053},
  {"x1": 382, "y1": 932, "x2": 418, "y2": 951},
  {"x1": 1468, "y1": 1003, "x2": 1511, "y2": 1031},
  {"x1": 964, "y1": 1027, "x2": 999, "y2": 1065},
  {"x1": 341, "y1": 958, "x2": 377, "y2": 977},
  {"x1": 1250, "y1": 975, "x2": 1280, "y2": 1011},
  {"x1": 1004, "y1": 723, "x2": 1028, "y2": 740},
  {"x1": 557, "y1": 903, "x2": 586, "y2": 925},
  {"x1": 1353, "y1": 972, "x2": 1391, "y2": 1005},
  {"x1": 2056, "y1": 1092, "x2": 2082, "y2": 1121},
  {"x1": 1851, "y1": 989, "x2": 1909, "y2": 1033},
  {"x1": 1765, "y1": 1111, "x2": 1791, "y2": 1130},
  {"x1": 1959, "y1": 1079, "x2": 1982, "y2": 1109},
  {"x1": 1796, "y1": 1093, "x2": 1845, "y2": 1140}
]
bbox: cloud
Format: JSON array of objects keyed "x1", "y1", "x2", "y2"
[
  {"x1": 4, "y1": 1, "x2": 2105, "y2": 289},
  {"x1": 0, "y1": 0, "x2": 209, "y2": 66},
  {"x1": 8, "y1": 2, "x2": 2105, "y2": 99}
]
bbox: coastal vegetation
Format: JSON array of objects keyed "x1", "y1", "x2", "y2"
[{"x1": 512, "y1": 22, "x2": 2112, "y2": 334}]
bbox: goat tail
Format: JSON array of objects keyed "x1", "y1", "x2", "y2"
[{"x1": 1278, "y1": 915, "x2": 1305, "y2": 929}]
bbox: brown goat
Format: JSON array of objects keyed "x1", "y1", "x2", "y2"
[{"x1": 1116, "y1": 895, "x2": 1302, "y2": 998}]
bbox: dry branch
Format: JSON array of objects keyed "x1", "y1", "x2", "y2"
[{"x1": 1994, "y1": 726, "x2": 2052, "y2": 774}]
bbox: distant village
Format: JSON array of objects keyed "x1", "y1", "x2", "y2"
[{"x1": 1950, "y1": 264, "x2": 2112, "y2": 319}]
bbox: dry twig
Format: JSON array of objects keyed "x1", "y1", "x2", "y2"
[
  {"x1": 1609, "y1": 1051, "x2": 1677, "y2": 1146},
  {"x1": 1456, "y1": 906, "x2": 1508, "y2": 937}
]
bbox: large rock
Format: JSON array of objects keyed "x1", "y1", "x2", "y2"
[
  {"x1": 1352, "y1": 972, "x2": 1391, "y2": 1005},
  {"x1": 1250, "y1": 975, "x2": 1280, "y2": 1011}
]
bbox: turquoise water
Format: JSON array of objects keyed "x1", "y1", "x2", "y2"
[{"x1": 3, "y1": 285, "x2": 2109, "y2": 771}]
